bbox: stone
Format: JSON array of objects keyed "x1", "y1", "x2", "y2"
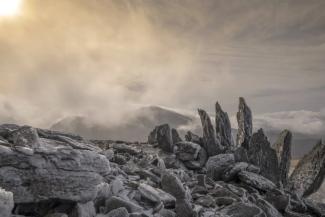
[
  {"x1": 238, "y1": 171, "x2": 276, "y2": 192},
  {"x1": 175, "y1": 199, "x2": 196, "y2": 217},
  {"x1": 112, "y1": 143, "x2": 140, "y2": 156},
  {"x1": 221, "y1": 202, "x2": 266, "y2": 217},
  {"x1": 247, "y1": 129, "x2": 279, "y2": 184},
  {"x1": 255, "y1": 197, "x2": 283, "y2": 217},
  {"x1": 161, "y1": 172, "x2": 186, "y2": 200},
  {"x1": 138, "y1": 183, "x2": 176, "y2": 207},
  {"x1": 11, "y1": 126, "x2": 40, "y2": 149},
  {"x1": 206, "y1": 154, "x2": 235, "y2": 181},
  {"x1": 0, "y1": 187, "x2": 14, "y2": 217},
  {"x1": 174, "y1": 141, "x2": 201, "y2": 161},
  {"x1": 236, "y1": 97, "x2": 252, "y2": 149},
  {"x1": 223, "y1": 162, "x2": 259, "y2": 182},
  {"x1": 195, "y1": 195, "x2": 215, "y2": 207},
  {"x1": 265, "y1": 190, "x2": 290, "y2": 212},
  {"x1": 272, "y1": 130, "x2": 292, "y2": 186},
  {"x1": 45, "y1": 213, "x2": 68, "y2": 217},
  {"x1": 171, "y1": 128, "x2": 182, "y2": 144},
  {"x1": 287, "y1": 140, "x2": 325, "y2": 197},
  {"x1": 156, "y1": 124, "x2": 173, "y2": 153},
  {"x1": 0, "y1": 133, "x2": 111, "y2": 204},
  {"x1": 185, "y1": 131, "x2": 203, "y2": 146},
  {"x1": 104, "y1": 196, "x2": 143, "y2": 213},
  {"x1": 198, "y1": 109, "x2": 223, "y2": 156},
  {"x1": 106, "y1": 207, "x2": 129, "y2": 217},
  {"x1": 215, "y1": 102, "x2": 234, "y2": 150},
  {"x1": 70, "y1": 201, "x2": 96, "y2": 217}
]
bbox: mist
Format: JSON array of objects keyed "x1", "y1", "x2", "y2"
[{"x1": 0, "y1": 0, "x2": 325, "y2": 136}]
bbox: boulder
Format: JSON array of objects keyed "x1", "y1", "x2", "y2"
[
  {"x1": 174, "y1": 141, "x2": 201, "y2": 161},
  {"x1": 223, "y1": 162, "x2": 260, "y2": 182},
  {"x1": 104, "y1": 196, "x2": 143, "y2": 213},
  {"x1": 171, "y1": 128, "x2": 182, "y2": 144},
  {"x1": 198, "y1": 109, "x2": 223, "y2": 156},
  {"x1": 287, "y1": 140, "x2": 325, "y2": 197},
  {"x1": 236, "y1": 97, "x2": 252, "y2": 149},
  {"x1": 0, "y1": 187, "x2": 14, "y2": 217},
  {"x1": 272, "y1": 129, "x2": 292, "y2": 186},
  {"x1": 104, "y1": 207, "x2": 129, "y2": 217},
  {"x1": 247, "y1": 129, "x2": 279, "y2": 184},
  {"x1": 0, "y1": 125, "x2": 111, "y2": 204},
  {"x1": 138, "y1": 183, "x2": 176, "y2": 207},
  {"x1": 207, "y1": 154, "x2": 235, "y2": 181},
  {"x1": 215, "y1": 102, "x2": 234, "y2": 150},
  {"x1": 148, "y1": 127, "x2": 158, "y2": 144},
  {"x1": 156, "y1": 124, "x2": 173, "y2": 153},
  {"x1": 238, "y1": 171, "x2": 276, "y2": 192},
  {"x1": 161, "y1": 172, "x2": 186, "y2": 200}
]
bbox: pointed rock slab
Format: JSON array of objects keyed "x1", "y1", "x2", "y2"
[
  {"x1": 215, "y1": 102, "x2": 234, "y2": 150},
  {"x1": 148, "y1": 127, "x2": 158, "y2": 144},
  {"x1": 221, "y1": 202, "x2": 266, "y2": 217},
  {"x1": 247, "y1": 129, "x2": 279, "y2": 184},
  {"x1": 171, "y1": 128, "x2": 182, "y2": 144},
  {"x1": 138, "y1": 183, "x2": 176, "y2": 207},
  {"x1": 156, "y1": 124, "x2": 173, "y2": 152},
  {"x1": 272, "y1": 129, "x2": 292, "y2": 186},
  {"x1": 287, "y1": 140, "x2": 325, "y2": 197},
  {"x1": 236, "y1": 97, "x2": 252, "y2": 149},
  {"x1": 198, "y1": 109, "x2": 223, "y2": 156}
]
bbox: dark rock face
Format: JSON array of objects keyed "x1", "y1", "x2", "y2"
[
  {"x1": 0, "y1": 188, "x2": 13, "y2": 217},
  {"x1": 287, "y1": 140, "x2": 325, "y2": 197},
  {"x1": 215, "y1": 102, "x2": 234, "y2": 150},
  {"x1": 236, "y1": 97, "x2": 252, "y2": 149},
  {"x1": 0, "y1": 126, "x2": 111, "y2": 204},
  {"x1": 156, "y1": 124, "x2": 174, "y2": 152},
  {"x1": 247, "y1": 129, "x2": 279, "y2": 184},
  {"x1": 198, "y1": 108, "x2": 223, "y2": 156},
  {"x1": 174, "y1": 141, "x2": 201, "y2": 161},
  {"x1": 171, "y1": 128, "x2": 182, "y2": 144},
  {"x1": 272, "y1": 129, "x2": 292, "y2": 186},
  {"x1": 238, "y1": 171, "x2": 276, "y2": 192}
]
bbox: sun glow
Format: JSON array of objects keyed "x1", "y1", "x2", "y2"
[{"x1": 0, "y1": 0, "x2": 22, "y2": 17}]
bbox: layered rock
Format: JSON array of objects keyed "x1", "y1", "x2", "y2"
[
  {"x1": 198, "y1": 108, "x2": 223, "y2": 156},
  {"x1": 272, "y1": 129, "x2": 292, "y2": 186},
  {"x1": 0, "y1": 125, "x2": 111, "y2": 204},
  {"x1": 287, "y1": 140, "x2": 325, "y2": 197},
  {"x1": 215, "y1": 102, "x2": 234, "y2": 150},
  {"x1": 236, "y1": 97, "x2": 252, "y2": 149},
  {"x1": 247, "y1": 129, "x2": 279, "y2": 184}
]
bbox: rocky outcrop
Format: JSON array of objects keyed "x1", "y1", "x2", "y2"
[
  {"x1": 198, "y1": 108, "x2": 223, "y2": 156},
  {"x1": 0, "y1": 125, "x2": 111, "y2": 204},
  {"x1": 247, "y1": 129, "x2": 279, "y2": 184},
  {"x1": 272, "y1": 129, "x2": 292, "y2": 186},
  {"x1": 1, "y1": 98, "x2": 325, "y2": 217},
  {"x1": 287, "y1": 140, "x2": 325, "y2": 197},
  {"x1": 236, "y1": 97, "x2": 252, "y2": 149},
  {"x1": 215, "y1": 102, "x2": 234, "y2": 150}
]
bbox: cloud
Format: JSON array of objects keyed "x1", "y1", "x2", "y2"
[{"x1": 0, "y1": 0, "x2": 324, "y2": 130}]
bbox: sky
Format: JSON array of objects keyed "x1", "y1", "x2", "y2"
[{"x1": 0, "y1": 0, "x2": 324, "y2": 137}]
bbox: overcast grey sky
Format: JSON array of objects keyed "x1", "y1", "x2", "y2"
[{"x1": 0, "y1": 0, "x2": 324, "y2": 135}]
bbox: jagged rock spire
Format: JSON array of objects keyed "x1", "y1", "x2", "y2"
[
  {"x1": 236, "y1": 97, "x2": 252, "y2": 149},
  {"x1": 272, "y1": 130, "x2": 292, "y2": 186},
  {"x1": 171, "y1": 128, "x2": 182, "y2": 144},
  {"x1": 156, "y1": 124, "x2": 174, "y2": 153},
  {"x1": 247, "y1": 129, "x2": 279, "y2": 184},
  {"x1": 198, "y1": 109, "x2": 223, "y2": 156},
  {"x1": 287, "y1": 140, "x2": 325, "y2": 197},
  {"x1": 215, "y1": 101, "x2": 234, "y2": 150}
]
